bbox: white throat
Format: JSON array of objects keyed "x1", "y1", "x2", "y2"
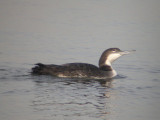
[{"x1": 105, "y1": 53, "x2": 121, "y2": 66}]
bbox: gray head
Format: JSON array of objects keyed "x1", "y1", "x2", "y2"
[{"x1": 99, "y1": 48, "x2": 132, "y2": 68}]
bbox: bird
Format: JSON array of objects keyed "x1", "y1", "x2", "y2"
[{"x1": 32, "y1": 48, "x2": 134, "y2": 79}]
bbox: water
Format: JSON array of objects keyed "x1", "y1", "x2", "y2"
[{"x1": 0, "y1": 0, "x2": 160, "y2": 120}]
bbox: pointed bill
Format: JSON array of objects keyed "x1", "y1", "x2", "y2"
[{"x1": 119, "y1": 50, "x2": 136, "y2": 55}]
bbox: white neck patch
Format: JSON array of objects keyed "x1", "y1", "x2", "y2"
[{"x1": 105, "y1": 53, "x2": 121, "y2": 66}]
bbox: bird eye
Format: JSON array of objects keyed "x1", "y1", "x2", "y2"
[{"x1": 112, "y1": 49, "x2": 116, "y2": 52}]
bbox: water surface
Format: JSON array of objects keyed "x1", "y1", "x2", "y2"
[{"x1": 0, "y1": 0, "x2": 160, "y2": 120}]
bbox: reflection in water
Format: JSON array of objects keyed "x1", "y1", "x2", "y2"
[{"x1": 31, "y1": 76, "x2": 116, "y2": 119}]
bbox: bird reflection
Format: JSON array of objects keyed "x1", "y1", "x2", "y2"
[
  {"x1": 32, "y1": 75, "x2": 114, "y2": 88},
  {"x1": 31, "y1": 76, "x2": 117, "y2": 119}
]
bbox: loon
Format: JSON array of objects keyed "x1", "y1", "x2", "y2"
[{"x1": 32, "y1": 48, "x2": 134, "y2": 79}]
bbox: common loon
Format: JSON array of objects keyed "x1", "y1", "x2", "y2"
[{"x1": 32, "y1": 48, "x2": 134, "y2": 79}]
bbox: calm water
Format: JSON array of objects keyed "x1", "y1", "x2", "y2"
[{"x1": 0, "y1": 0, "x2": 160, "y2": 120}]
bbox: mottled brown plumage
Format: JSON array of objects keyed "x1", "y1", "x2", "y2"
[{"x1": 32, "y1": 48, "x2": 132, "y2": 79}]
